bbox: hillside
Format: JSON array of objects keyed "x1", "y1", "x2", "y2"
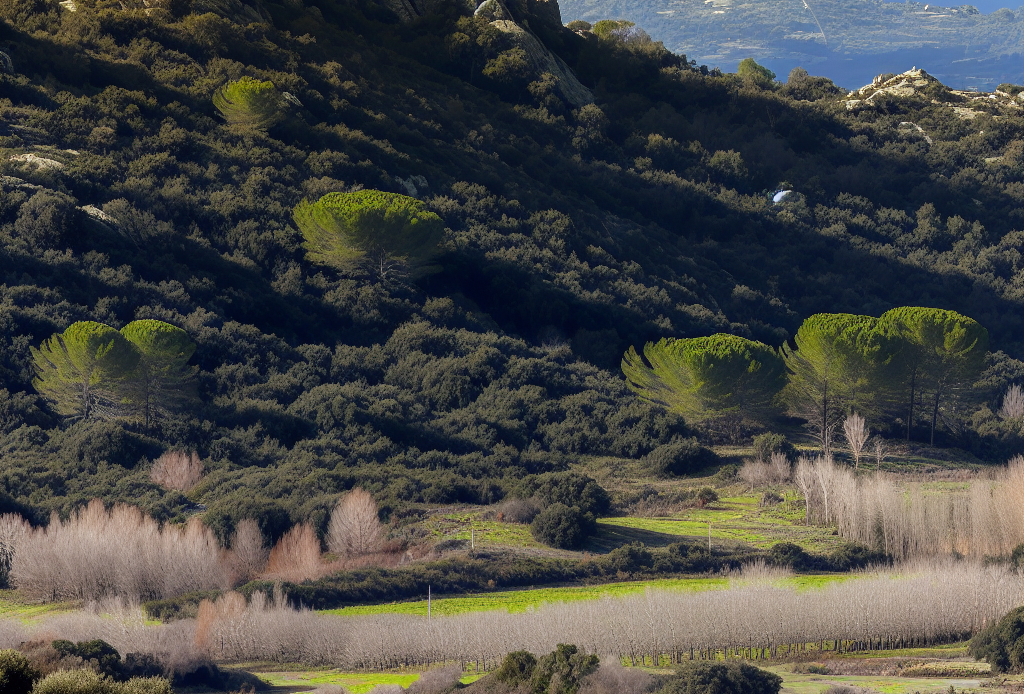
[
  {"x1": 0, "y1": 0, "x2": 1023, "y2": 544},
  {"x1": 560, "y1": 0, "x2": 1024, "y2": 90}
]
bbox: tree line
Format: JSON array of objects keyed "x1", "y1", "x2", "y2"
[{"x1": 623, "y1": 306, "x2": 1000, "y2": 447}]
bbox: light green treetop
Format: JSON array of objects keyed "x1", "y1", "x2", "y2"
[
  {"x1": 622, "y1": 333, "x2": 786, "y2": 423},
  {"x1": 31, "y1": 321, "x2": 139, "y2": 420},
  {"x1": 878, "y1": 306, "x2": 988, "y2": 443},
  {"x1": 212, "y1": 77, "x2": 286, "y2": 132},
  {"x1": 120, "y1": 320, "x2": 197, "y2": 428},
  {"x1": 293, "y1": 190, "x2": 446, "y2": 281}
]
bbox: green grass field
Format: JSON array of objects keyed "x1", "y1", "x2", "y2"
[
  {"x1": 592, "y1": 496, "x2": 846, "y2": 554},
  {"x1": 321, "y1": 573, "x2": 847, "y2": 618},
  {"x1": 253, "y1": 669, "x2": 485, "y2": 693},
  {"x1": 426, "y1": 513, "x2": 540, "y2": 549},
  {"x1": 0, "y1": 590, "x2": 79, "y2": 622}
]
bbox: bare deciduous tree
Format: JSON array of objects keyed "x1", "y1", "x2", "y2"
[
  {"x1": 1000, "y1": 384, "x2": 1024, "y2": 421},
  {"x1": 8, "y1": 499, "x2": 227, "y2": 600},
  {"x1": 150, "y1": 450, "x2": 204, "y2": 493},
  {"x1": 842, "y1": 412, "x2": 869, "y2": 469},
  {"x1": 768, "y1": 452, "x2": 791, "y2": 486},
  {"x1": 871, "y1": 436, "x2": 888, "y2": 471},
  {"x1": 227, "y1": 519, "x2": 269, "y2": 585},
  {"x1": 266, "y1": 523, "x2": 323, "y2": 582},
  {"x1": 328, "y1": 488, "x2": 385, "y2": 558}
]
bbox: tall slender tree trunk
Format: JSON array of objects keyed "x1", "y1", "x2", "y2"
[
  {"x1": 906, "y1": 370, "x2": 916, "y2": 441},
  {"x1": 930, "y1": 390, "x2": 940, "y2": 446}
]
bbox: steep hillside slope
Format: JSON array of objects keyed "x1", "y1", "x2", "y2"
[{"x1": 0, "y1": 0, "x2": 1021, "y2": 534}]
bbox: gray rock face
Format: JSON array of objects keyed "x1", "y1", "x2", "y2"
[{"x1": 490, "y1": 19, "x2": 593, "y2": 107}]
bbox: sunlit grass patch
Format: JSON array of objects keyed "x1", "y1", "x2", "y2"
[
  {"x1": 321, "y1": 577, "x2": 732, "y2": 617},
  {"x1": 0, "y1": 590, "x2": 79, "y2": 623},
  {"x1": 253, "y1": 669, "x2": 483, "y2": 692}
]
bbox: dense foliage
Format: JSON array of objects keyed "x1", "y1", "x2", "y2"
[
  {"x1": 0, "y1": 0, "x2": 1021, "y2": 532},
  {"x1": 657, "y1": 661, "x2": 782, "y2": 694},
  {"x1": 969, "y1": 605, "x2": 1024, "y2": 673}
]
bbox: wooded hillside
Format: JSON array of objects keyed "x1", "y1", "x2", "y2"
[{"x1": 0, "y1": 0, "x2": 1022, "y2": 537}]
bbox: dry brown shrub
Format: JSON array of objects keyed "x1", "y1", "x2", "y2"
[
  {"x1": 578, "y1": 659, "x2": 655, "y2": 694},
  {"x1": 227, "y1": 519, "x2": 269, "y2": 585},
  {"x1": 407, "y1": 665, "x2": 463, "y2": 694},
  {"x1": 265, "y1": 523, "x2": 324, "y2": 582},
  {"x1": 18, "y1": 639, "x2": 85, "y2": 677},
  {"x1": 195, "y1": 591, "x2": 246, "y2": 651},
  {"x1": 151, "y1": 451, "x2": 204, "y2": 493},
  {"x1": 327, "y1": 488, "x2": 385, "y2": 558},
  {"x1": 492, "y1": 498, "x2": 541, "y2": 524}
]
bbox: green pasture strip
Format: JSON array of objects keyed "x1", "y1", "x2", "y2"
[
  {"x1": 425, "y1": 514, "x2": 541, "y2": 549},
  {"x1": 0, "y1": 591, "x2": 79, "y2": 623},
  {"x1": 775, "y1": 670, "x2": 982, "y2": 694},
  {"x1": 321, "y1": 572, "x2": 846, "y2": 618},
  {"x1": 255, "y1": 669, "x2": 483, "y2": 693},
  {"x1": 321, "y1": 577, "x2": 731, "y2": 617},
  {"x1": 595, "y1": 515, "x2": 842, "y2": 553}
]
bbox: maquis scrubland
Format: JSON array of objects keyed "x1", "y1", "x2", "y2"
[{"x1": 0, "y1": 0, "x2": 1022, "y2": 587}]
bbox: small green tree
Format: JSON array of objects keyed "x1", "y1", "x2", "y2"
[
  {"x1": 530, "y1": 503, "x2": 595, "y2": 549},
  {"x1": 31, "y1": 321, "x2": 139, "y2": 420},
  {"x1": 622, "y1": 334, "x2": 786, "y2": 426},
  {"x1": 737, "y1": 57, "x2": 776, "y2": 88},
  {"x1": 0, "y1": 649, "x2": 40, "y2": 694},
  {"x1": 293, "y1": 190, "x2": 446, "y2": 281},
  {"x1": 119, "y1": 320, "x2": 197, "y2": 428},
  {"x1": 212, "y1": 77, "x2": 286, "y2": 132}
]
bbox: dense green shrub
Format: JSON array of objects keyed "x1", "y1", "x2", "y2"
[
  {"x1": 0, "y1": 649, "x2": 40, "y2": 694},
  {"x1": 530, "y1": 644, "x2": 598, "y2": 694},
  {"x1": 751, "y1": 433, "x2": 796, "y2": 463},
  {"x1": 659, "y1": 661, "x2": 782, "y2": 694},
  {"x1": 970, "y1": 606, "x2": 1024, "y2": 673},
  {"x1": 515, "y1": 473, "x2": 611, "y2": 517},
  {"x1": 494, "y1": 651, "x2": 537, "y2": 687},
  {"x1": 530, "y1": 503, "x2": 596, "y2": 549},
  {"x1": 31, "y1": 668, "x2": 171, "y2": 694},
  {"x1": 643, "y1": 438, "x2": 720, "y2": 476},
  {"x1": 52, "y1": 641, "x2": 123, "y2": 681}
]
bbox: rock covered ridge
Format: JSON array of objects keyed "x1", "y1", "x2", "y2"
[{"x1": 842, "y1": 67, "x2": 1024, "y2": 113}]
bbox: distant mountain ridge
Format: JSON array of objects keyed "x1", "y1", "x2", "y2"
[{"x1": 560, "y1": 0, "x2": 1024, "y2": 89}]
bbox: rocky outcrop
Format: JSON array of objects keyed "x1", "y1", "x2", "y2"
[
  {"x1": 842, "y1": 67, "x2": 1023, "y2": 112},
  {"x1": 490, "y1": 19, "x2": 593, "y2": 107},
  {"x1": 192, "y1": 0, "x2": 273, "y2": 24}
]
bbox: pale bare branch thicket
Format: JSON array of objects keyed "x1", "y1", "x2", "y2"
[
  {"x1": 8, "y1": 500, "x2": 228, "y2": 600},
  {"x1": 999, "y1": 384, "x2": 1024, "y2": 421},
  {"x1": 406, "y1": 665, "x2": 463, "y2": 694},
  {"x1": 0, "y1": 512, "x2": 29, "y2": 582},
  {"x1": 579, "y1": 659, "x2": 657, "y2": 694},
  {"x1": 327, "y1": 488, "x2": 385, "y2": 558},
  {"x1": 189, "y1": 560, "x2": 1018, "y2": 669},
  {"x1": 800, "y1": 455, "x2": 1024, "y2": 559},
  {"x1": 768, "y1": 452, "x2": 791, "y2": 486},
  {"x1": 14, "y1": 598, "x2": 204, "y2": 676},
  {"x1": 731, "y1": 559, "x2": 794, "y2": 585},
  {"x1": 740, "y1": 454, "x2": 791, "y2": 490},
  {"x1": 150, "y1": 450, "x2": 204, "y2": 493},
  {"x1": 265, "y1": 523, "x2": 325, "y2": 582},
  {"x1": 842, "y1": 412, "x2": 869, "y2": 469},
  {"x1": 226, "y1": 519, "x2": 269, "y2": 585},
  {"x1": 1, "y1": 561, "x2": 1014, "y2": 671}
]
